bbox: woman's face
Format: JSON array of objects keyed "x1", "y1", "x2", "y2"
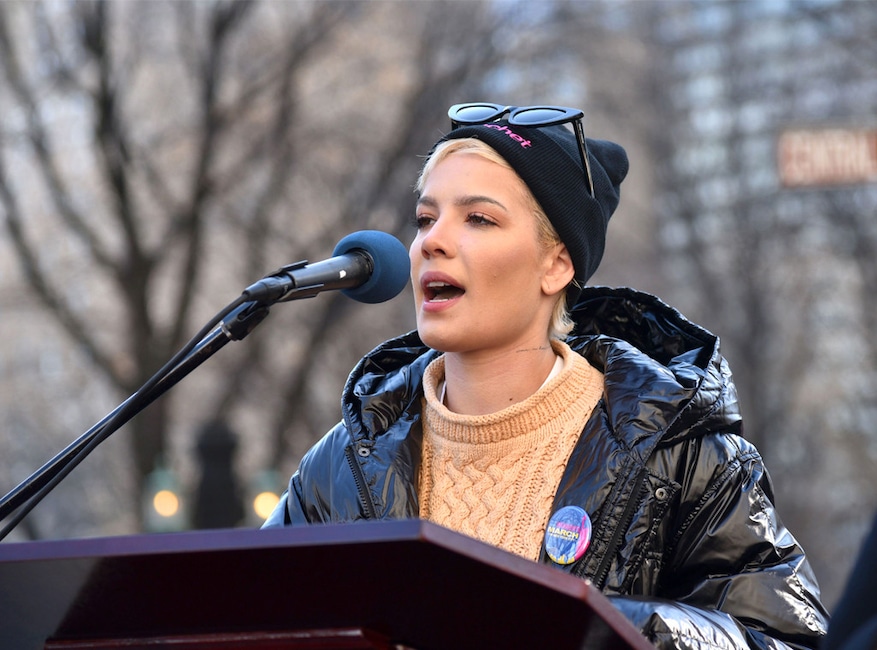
[{"x1": 410, "y1": 152, "x2": 570, "y2": 356}]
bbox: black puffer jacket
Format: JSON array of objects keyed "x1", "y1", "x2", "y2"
[{"x1": 263, "y1": 286, "x2": 829, "y2": 649}]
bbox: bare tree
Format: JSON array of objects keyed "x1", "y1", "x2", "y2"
[
  {"x1": 0, "y1": 0, "x2": 506, "y2": 533},
  {"x1": 0, "y1": 0, "x2": 355, "y2": 517}
]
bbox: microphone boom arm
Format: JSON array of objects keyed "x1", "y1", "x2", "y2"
[{"x1": 0, "y1": 300, "x2": 270, "y2": 539}]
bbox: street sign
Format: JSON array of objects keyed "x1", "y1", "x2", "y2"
[{"x1": 778, "y1": 128, "x2": 877, "y2": 188}]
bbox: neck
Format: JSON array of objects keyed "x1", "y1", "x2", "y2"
[{"x1": 442, "y1": 341, "x2": 559, "y2": 416}]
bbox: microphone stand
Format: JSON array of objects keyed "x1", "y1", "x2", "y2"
[{"x1": 0, "y1": 298, "x2": 272, "y2": 541}]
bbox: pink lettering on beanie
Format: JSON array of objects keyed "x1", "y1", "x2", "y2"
[{"x1": 483, "y1": 123, "x2": 532, "y2": 148}]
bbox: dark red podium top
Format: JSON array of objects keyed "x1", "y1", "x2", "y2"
[{"x1": 0, "y1": 519, "x2": 653, "y2": 650}]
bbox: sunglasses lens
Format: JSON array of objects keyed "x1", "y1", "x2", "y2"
[
  {"x1": 513, "y1": 108, "x2": 563, "y2": 124},
  {"x1": 450, "y1": 103, "x2": 505, "y2": 124},
  {"x1": 509, "y1": 106, "x2": 584, "y2": 126}
]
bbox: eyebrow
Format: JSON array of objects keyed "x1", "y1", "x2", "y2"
[{"x1": 416, "y1": 194, "x2": 509, "y2": 212}]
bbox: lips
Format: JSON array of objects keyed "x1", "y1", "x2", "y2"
[{"x1": 420, "y1": 272, "x2": 465, "y2": 303}]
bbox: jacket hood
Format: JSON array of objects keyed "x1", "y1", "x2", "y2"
[
  {"x1": 341, "y1": 286, "x2": 741, "y2": 450},
  {"x1": 569, "y1": 286, "x2": 741, "y2": 449}
]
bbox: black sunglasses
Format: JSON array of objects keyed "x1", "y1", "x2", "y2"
[{"x1": 448, "y1": 103, "x2": 595, "y2": 198}]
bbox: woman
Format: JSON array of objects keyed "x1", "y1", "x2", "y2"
[{"x1": 264, "y1": 104, "x2": 829, "y2": 649}]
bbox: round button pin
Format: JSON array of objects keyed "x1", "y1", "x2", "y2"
[{"x1": 544, "y1": 505, "x2": 592, "y2": 565}]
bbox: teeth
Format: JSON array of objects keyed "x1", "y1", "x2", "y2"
[{"x1": 424, "y1": 279, "x2": 460, "y2": 303}]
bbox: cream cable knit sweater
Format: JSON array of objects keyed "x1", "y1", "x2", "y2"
[{"x1": 418, "y1": 340, "x2": 604, "y2": 560}]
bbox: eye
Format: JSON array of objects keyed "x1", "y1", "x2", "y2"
[
  {"x1": 467, "y1": 213, "x2": 496, "y2": 227},
  {"x1": 410, "y1": 214, "x2": 434, "y2": 230}
]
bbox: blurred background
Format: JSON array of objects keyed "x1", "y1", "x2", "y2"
[{"x1": 0, "y1": 0, "x2": 875, "y2": 611}]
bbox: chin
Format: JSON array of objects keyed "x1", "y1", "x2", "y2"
[
  {"x1": 416, "y1": 325, "x2": 462, "y2": 353},
  {"x1": 417, "y1": 332, "x2": 453, "y2": 353}
]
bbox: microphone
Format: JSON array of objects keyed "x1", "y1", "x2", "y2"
[{"x1": 243, "y1": 230, "x2": 410, "y2": 304}]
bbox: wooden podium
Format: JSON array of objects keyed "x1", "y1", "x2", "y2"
[{"x1": 0, "y1": 519, "x2": 654, "y2": 650}]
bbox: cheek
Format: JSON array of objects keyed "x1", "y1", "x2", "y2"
[
  {"x1": 491, "y1": 245, "x2": 543, "y2": 287},
  {"x1": 408, "y1": 237, "x2": 420, "y2": 264},
  {"x1": 408, "y1": 243, "x2": 422, "y2": 285},
  {"x1": 470, "y1": 248, "x2": 505, "y2": 291}
]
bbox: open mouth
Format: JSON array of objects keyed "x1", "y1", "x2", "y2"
[{"x1": 424, "y1": 280, "x2": 465, "y2": 302}]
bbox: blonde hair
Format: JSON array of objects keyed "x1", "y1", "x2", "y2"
[{"x1": 417, "y1": 138, "x2": 575, "y2": 339}]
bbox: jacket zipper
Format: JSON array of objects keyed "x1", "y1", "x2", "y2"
[
  {"x1": 345, "y1": 445, "x2": 379, "y2": 519},
  {"x1": 589, "y1": 466, "x2": 649, "y2": 589}
]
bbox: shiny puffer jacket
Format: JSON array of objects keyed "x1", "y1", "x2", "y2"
[{"x1": 263, "y1": 286, "x2": 829, "y2": 649}]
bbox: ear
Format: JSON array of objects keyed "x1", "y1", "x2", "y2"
[{"x1": 542, "y1": 243, "x2": 575, "y2": 297}]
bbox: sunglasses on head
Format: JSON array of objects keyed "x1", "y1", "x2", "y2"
[{"x1": 448, "y1": 103, "x2": 595, "y2": 199}]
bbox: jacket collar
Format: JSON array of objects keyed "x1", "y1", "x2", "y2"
[
  {"x1": 569, "y1": 286, "x2": 740, "y2": 448},
  {"x1": 341, "y1": 287, "x2": 740, "y2": 449}
]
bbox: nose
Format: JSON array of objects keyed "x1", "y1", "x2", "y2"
[{"x1": 416, "y1": 216, "x2": 455, "y2": 260}]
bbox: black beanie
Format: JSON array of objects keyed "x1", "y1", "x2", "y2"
[{"x1": 440, "y1": 121, "x2": 628, "y2": 302}]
